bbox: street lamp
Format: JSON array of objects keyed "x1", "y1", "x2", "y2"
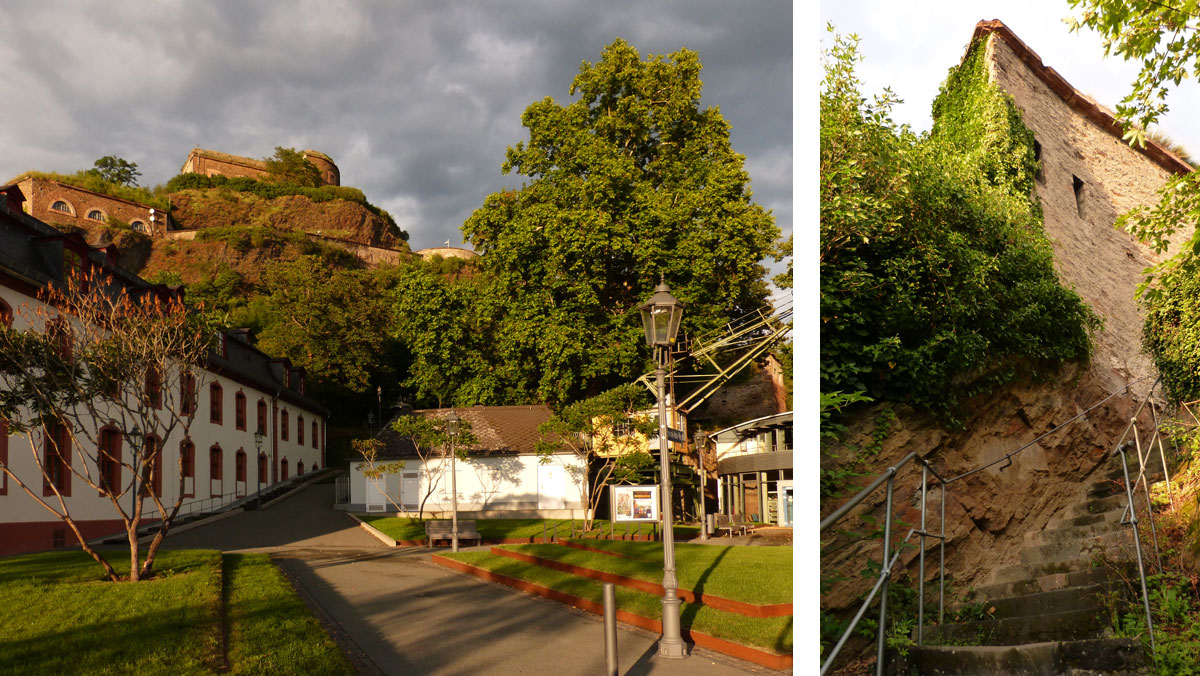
[
  {"x1": 639, "y1": 281, "x2": 686, "y2": 659},
  {"x1": 446, "y1": 411, "x2": 461, "y2": 553},
  {"x1": 128, "y1": 425, "x2": 141, "y2": 516},
  {"x1": 694, "y1": 431, "x2": 708, "y2": 542},
  {"x1": 254, "y1": 428, "x2": 265, "y2": 504}
]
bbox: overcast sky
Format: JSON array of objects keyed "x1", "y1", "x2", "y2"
[
  {"x1": 0, "y1": 0, "x2": 792, "y2": 254},
  {"x1": 819, "y1": 1, "x2": 1200, "y2": 155}
]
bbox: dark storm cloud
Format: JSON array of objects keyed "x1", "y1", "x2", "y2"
[{"x1": 0, "y1": 0, "x2": 791, "y2": 252}]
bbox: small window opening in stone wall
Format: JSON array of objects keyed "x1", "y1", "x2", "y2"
[
  {"x1": 1033, "y1": 140, "x2": 1044, "y2": 183},
  {"x1": 1072, "y1": 175, "x2": 1086, "y2": 219},
  {"x1": 86, "y1": 209, "x2": 105, "y2": 222},
  {"x1": 130, "y1": 220, "x2": 147, "y2": 233},
  {"x1": 51, "y1": 200, "x2": 74, "y2": 215}
]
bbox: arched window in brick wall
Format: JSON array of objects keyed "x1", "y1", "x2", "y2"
[
  {"x1": 51, "y1": 200, "x2": 74, "y2": 215},
  {"x1": 86, "y1": 209, "x2": 105, "y2": 222}
]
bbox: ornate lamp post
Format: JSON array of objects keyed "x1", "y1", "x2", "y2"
[
  {"x1": 128, "y1": 425, "x2": 141, "y2": 517},
  {"x1": 694, "y1": 431, "x2": 708, "y2": 542},
  {"x1": 639, "y1": 281, "x2": 686, "y2": 659},
  {"x1": 254, "y1": 428, "x2": 265, "y2": 503},
  {"x1": 446, "y1": 411, "x2": 461, "y2": 552}
]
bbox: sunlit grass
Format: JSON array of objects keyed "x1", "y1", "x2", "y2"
[
  {"x1": 359, "y1": 515, "x2": 697, "y2": 541},
  {"x1": 444, "y1": 550, "x2": 792, "y2": 653},
  {"x1": 502, "y1": 540, "x2": 792, "y2": 604},
  {"x1": 0, "y1": 549, "x2": 352, "y2": 676}
]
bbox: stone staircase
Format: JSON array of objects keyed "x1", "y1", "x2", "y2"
[{"x1": 900, "y1": 460, "x2": 1166, "y2": 675}]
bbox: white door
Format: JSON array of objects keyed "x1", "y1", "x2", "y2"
[
  {"x1": 401, "y1": 472, "x2": 419, "y2": 511},
  {"x1": 538, "y1": 463, "x2": 568, "y2": 510},
  {"x1": 365, "y1": 476, "x2": 388, "y2": 512}
]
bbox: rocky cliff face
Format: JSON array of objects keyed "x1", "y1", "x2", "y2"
[{"x1": 168, "y1": 190, "x2": 405, "y2": 249}]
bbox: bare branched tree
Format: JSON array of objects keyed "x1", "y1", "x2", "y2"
[{"x1": 0, "y1": 267, "x2": 215, "y2": 581}]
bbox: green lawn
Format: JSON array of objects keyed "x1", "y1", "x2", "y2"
[
  {"x1": 358, "y1": 515, "x2": 699, "y2": 542},
  {"x1": 501, "y1": 541, "x2": 793, "y2": 605},
  {"x1": 444, "y1": 550, "x2": 793, "y2": 654},
  {"x1": 0, "y1": 549, "x2": 353, "y2": 676}
]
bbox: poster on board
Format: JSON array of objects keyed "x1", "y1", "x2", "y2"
[{"x1": 611, "y1": 485, "x2": 659, "y2": 522}]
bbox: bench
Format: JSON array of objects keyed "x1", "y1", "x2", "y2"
[
  {"x1": 714, "y1": 514, "x2": 747, "y2": 538},
  {"x1": 425, "y1": 519, "x2": 482, "y2": 547}
]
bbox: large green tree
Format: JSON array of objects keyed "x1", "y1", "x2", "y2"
[
  {"x1": 88, "y1": 155, "x2": 141, "y2": 186},
  {"x1": 463, "y1": 39, "x2": 779, "y2": 406}
]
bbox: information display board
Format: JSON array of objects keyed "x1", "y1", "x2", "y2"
[{"x1": 610, "y1": 484, "x2": 660, "y2": 522}]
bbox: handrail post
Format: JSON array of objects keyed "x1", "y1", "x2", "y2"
[
  {"x1": 876, "y1": 475, "x2": 895, "y2": 676},
  {"x1": 918, "y1": 464, "x2": 928, "y2": 645},
  {"x1": 1115, "y1": 441, "x2": 1157, "y2": 658},
  {"x1": 939, "y1": 481, "x2": 946, "y2": 626},
  {"x1": 1133, "y1": 426, "x2": 1164, "y2": 573}
]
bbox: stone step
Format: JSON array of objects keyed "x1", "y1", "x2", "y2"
[
  {"x1": 1069, "y1": 493, "x2": 1128, "y2": 518},
  {"x1": 959, "y1": 584, "x2": 1111, "y2": 622},
  {"x1": 902, "y1": 638, "x2": 1147, "y2": 676},
  {"x1": 1044, "y1": 508, "x2": 1126, "y2": 533},
  {"x1": 1020, "y1": 531, "x2": 1131, "y2": 567},
  {"x1": 976, "y1": 565, "x2": 1126, "y2": 600},
  {"x1": 1026, "y1": 516, "x2": 1129, "y2": 546},
  {"x1": 918, "y1": 606, "x2": 1108, "y2": 646}
]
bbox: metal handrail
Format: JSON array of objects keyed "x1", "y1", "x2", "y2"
[
  {"x1": 820, "y1": 374, "x2": 1169, "y2": 674},
  {"x1": 820, "y1": 452, "x2": 947, "y2": 676}
]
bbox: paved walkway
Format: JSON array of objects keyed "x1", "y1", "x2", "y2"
[{"x1": 162, "y1": 482, "x2": 777, "y2": 676}]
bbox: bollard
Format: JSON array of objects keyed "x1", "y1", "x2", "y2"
[
  {"x1": 603, "y1": 582, "x2": 618, "y2": 676},
  {"x1": 542, "y1": 521, "x2": 547, "y2": 544}
]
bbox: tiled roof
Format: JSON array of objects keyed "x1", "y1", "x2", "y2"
[
  {"x1": 972, "y1": 19, "x2": 1193, "y2": 176},
  {"x1": 376, "y1": 405, "x2": 567, "y2": 458}
]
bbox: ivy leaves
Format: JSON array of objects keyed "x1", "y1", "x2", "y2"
[{"x1": 821, "y1": 29, "x2": 1099, "y2": 422}]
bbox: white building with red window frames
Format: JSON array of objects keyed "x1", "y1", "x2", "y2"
[{"x1": 0, "y1": 195, "x2": 327, "y2": 556}]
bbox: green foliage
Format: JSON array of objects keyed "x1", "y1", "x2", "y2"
[
  {"x1": 262, "y1": 146, "x2": 323, "y2": 188},
  {"x1": 463, "y1": 38, "x2": 778, "y2": 406},
  {"x1": 820, "y1": 28, "x2": 1099, "y2": 422},
  {"x1": 165, "y1": 173, "x2": 405, "y2": 240},
  {"x1": 1141, "y1": 265, "x2": 1200, "y2": 402},
  {"x1": 193, "y1": 225, "x2": 362, "y2": 265},
  {"x1": 773, "y1": 235, "x2": 793, "y2": 290},
  {"x1": 253, "y1": 257, "x2": 399, "y2": 396},
  {"x1": 87, "y1": 155, "x2": 141, "y2": 186}
]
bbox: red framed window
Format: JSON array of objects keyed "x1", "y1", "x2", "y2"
[
  {"x1": 257, "y1": 453, "x2": 267, "y2": 485},
  {"x1": 281, "y1": 410, "x2": 289, "y2": 441},
  {"x1": 298, "y1": 415, "x2": 305, "y2": 445},
  {"x1": 256, "y1": 399, "x2": 267, "y2": 435},
  {"x1": 312, "y1": 420, "x2": 318, "y2": 449},
  {"x1": 181, "y1": 372, "x2": 196, "y2": 415},
  {"x1": 235, "y1": 392, "x2": 246, "y2": 431},
  {"x1": 209, "y1": 446, "x2": 223, "y2": 497},
  {"x1": 235, "y1": 450, "x2": 247, "y2": 482},
  {"x1": 180, "y1": 440, "x2": 195, "y2": 498},
  {"x1": 98, "y1": 427, "x2": 122, "y2": 496},
  {"x1": 47, "y1": 317, "x2": 72, "y2": 360},
  {"x1": 145, "y1": 367, "x2": 162, "y2": 409},
  {"x1": 1, "y1": 298, "x2": 13, "y2": 328},
  {"x1": 297, "y1": 461, "x2": 304, "y2": 476},
  {"x1": 141, "y1": 435, "x2": 162, "y2": 498},
  {"x1": 209, "y1": 382, "x2": 223, "y2": 424},
  {"x1": 43, "y1": 423, "x2": 71, "y2": 497},
  {"x1": 281, "y1": 458, "x2": 288, "y2": 481}
]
